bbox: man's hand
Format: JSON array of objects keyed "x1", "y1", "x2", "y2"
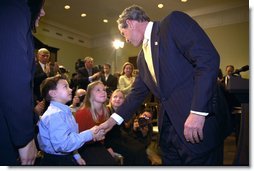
[
  {"x1": 18, "y1": 139, "x2": 38, "y2": 165},
  {"x1": 184, "y1": 113, "x2": 205, "y2": 144},
  {"x1": 98, "y1": 117, "x2": 117, "y2": 133},
  {"x1": 92, "y1": 72, "x2": 101, "y2": 80},
  {"x1": 34, "y1": 100, "x2": 45, "y2": 116},
  {"x1": 90, "y1": 126, "x2": 105, "y2": 141}
]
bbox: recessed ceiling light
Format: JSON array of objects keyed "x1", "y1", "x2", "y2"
[
  {"x1": 181, "y1": 0, "x2": 188, "y2": 2},
  {"x1": 81, "y1": 13, "x2": 87, "y2": 17},
  {"x1": 64, "y1": 5, "x2": 70, "y2": 9},
  {"x1": 103, "y1": 19, "x2": 108, "y2": 23},
  {"x1": 158, "y1": 4, "x2": 164, "y2": 8}
]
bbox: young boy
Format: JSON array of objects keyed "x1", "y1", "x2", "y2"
[{"x1": 37, "y1": 75, "x2": 104, "y2": 165}]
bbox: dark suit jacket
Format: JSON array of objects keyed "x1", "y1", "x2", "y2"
[
  {"x1": 33, "y1": 62, "x2": 47, "y2": 102},
  {"x1": 101, "y1": 74, "x2": 118, "y2": 96},
  {"x1": 76, "y1": 67, "x2": 100, "y2": 90},
  {"x1": 116, "y1": 11, "x2": 221, "y2": 154},
  {"x1": 0, "y1": 0, "x2": 37, "y2": 165}
]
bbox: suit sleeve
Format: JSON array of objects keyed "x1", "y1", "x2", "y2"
[
  {"x1": 77, "y1": 68, "x2": 90, "y2": 86},
  {"x1": 116, "y1": 74, "x2": 150, "y2": 121},
  {"x1": 0, "y1": 2, "x2": 35, "y2": 147},
  {"x1": 169, "y1": 11, "x2": 220, "y2": 112}
]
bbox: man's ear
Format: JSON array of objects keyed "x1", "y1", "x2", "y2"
[
  {"x1": 126, "y1": 19, "x2": 133, "y2": 29},
  {"x1": 49, "y1": 90, "x2": 56, "y2": 98}
]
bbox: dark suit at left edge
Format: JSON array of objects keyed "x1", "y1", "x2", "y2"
[{"x1": 0, "y1": 0, "x2": 37, "y2": 165}]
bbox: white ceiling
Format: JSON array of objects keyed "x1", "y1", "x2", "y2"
[{"x1": 41, "y1": 0, "x2": 249, "y2": 38}]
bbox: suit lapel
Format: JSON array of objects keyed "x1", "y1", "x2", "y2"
[{"x1": 150, "y1": 21, "x2": 160, "y2": 86}]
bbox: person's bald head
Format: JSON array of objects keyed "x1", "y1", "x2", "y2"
[{"x1": 76, "y1": 89, "x2": 86, "y2": 97}]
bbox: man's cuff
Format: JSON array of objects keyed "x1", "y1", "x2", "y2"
[
  {"x1": 73, "y1": 153, "x2": 81, "y2": 160},
  {"x1": 88, "y1": 76, "x2": 93, "y2": 82},
  {"x1": 111, "y1": 113, "x2": 124, "y2": 125},
  {"x1": 190, "y1": 110, "x2": 208, "y2": 116}
]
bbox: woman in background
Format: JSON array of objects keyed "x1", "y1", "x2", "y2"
[{"x1": 117, "y1": 62, "x2": 135, "y2": 96}]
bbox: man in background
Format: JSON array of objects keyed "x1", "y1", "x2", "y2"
[
  {"x1": 76, "y1": 56, "x2": 101, "y2": 90},
  {"x1": 101, "y1": 63, "x2": 118, "y2": 98},
  {"x1": 34, "y1": 48, "x2": 58, "y2": 102}
]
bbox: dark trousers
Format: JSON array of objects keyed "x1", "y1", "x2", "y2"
[
  {"x1": 40, "y1": 152, "x2": 76, "y2": 166},
  {"x1": 159, "y1": 114, "x2": 223, "y2": 166},
  {"x1": 79, "y1": 142, "x2": 117, "y2": 166},
  {"x1": 109, "y1": 133, "x2": 150, "y2": 166},
  {"x1": 0, "y1": 115, "x2": 19, "y2": 166}
]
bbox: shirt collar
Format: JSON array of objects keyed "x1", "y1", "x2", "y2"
[
  {"x1": 39, "y1": 61, "x2": 45, "y2": 68},
  {"x1": 51, "y1": 101, "x2": 71, "y2": 114},
  {"x1": 143, "y1": 21, "x2": 154, "y2": 45}
]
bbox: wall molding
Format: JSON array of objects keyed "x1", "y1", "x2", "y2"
[
  {"x1": 37, "y1": 3, "x2": 249, "y2": 48},
  {"x1": 36, "y1": 21, "x2": 93, "y2": 48}
]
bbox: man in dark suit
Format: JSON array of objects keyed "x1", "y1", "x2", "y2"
[
  {"x1": 0, "y1": 0, "x2": 45, "y2": 165},
  {"x1": 99, "y1": 5, "x2": 223, "y2": 165},
  {"x1": 33, "y1": 48, "x2": 59, "y2": 102},
  {"x1": 101, "y1": 63, "x2": 118, "y2": 98},
  {"x1": 76, "y1": 56, "x2": 101, "y2": 90}
]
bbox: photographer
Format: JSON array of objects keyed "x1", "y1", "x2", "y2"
[{"x1": 132, "y1": 109, "x2": 153, "y2": 148}]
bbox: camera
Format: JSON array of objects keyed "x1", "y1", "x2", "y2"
[{"x1": 138, "y1": 117, "x2": 149, "y2": 128}]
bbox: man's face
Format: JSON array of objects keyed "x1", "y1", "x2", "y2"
[
  {"x1": 226, "y1": 66, "x2": 234, "y2": 76},
  {"x1": 85, "y1": 59, "x2": 94, "y2": 69},
  {"x1": 35, "y1": 8, "x2": 45, "y2": 27},
  {"x1": 118, "y1": 20, "x2": 143, "y2": 47},
  {"x1": 103, "y1": 65, "x2": 110, "y2": 74},
  {"x1": 38, "y1": 52, "x2": 50, "y2": 64},
  {"x1": 141, "y1": 111, "x2": 152, "y2": 120}
]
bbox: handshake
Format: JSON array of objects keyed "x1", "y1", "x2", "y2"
[
  {"x1": 90, "y1": 126, "x2": 105, "y2": 141},
  {"x1": 89, "y1": 117, "x2": 118, "y2": 141}
]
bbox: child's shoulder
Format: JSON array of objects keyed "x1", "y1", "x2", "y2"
[{"x1": 41, "y1": 105, "x2": 62, "y2": 120}]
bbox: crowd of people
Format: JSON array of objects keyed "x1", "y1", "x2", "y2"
[
  {"x1": 0, "y1": 0, "x2": 239, "y2": 166},
  {"x1": 32, "y1": 54, "x2": 154, "y2": 165}
]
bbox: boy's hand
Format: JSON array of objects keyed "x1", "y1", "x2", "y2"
[
  {"x1": 76, "y1": 157, "x2": 86, "y2": 165},
  {"x1": 93, "y1": 129, "x2": 105, "y2": 141},
  {"x1": 90, "y1": 126, "x2": 105, "y2": 141}
]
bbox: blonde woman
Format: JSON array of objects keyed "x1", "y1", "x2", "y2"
[{"x1": 118, "y1": 62, "x2": 135, "y2": 95}]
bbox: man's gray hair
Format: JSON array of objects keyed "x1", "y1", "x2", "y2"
[
  {"x1": 84, "y1": 56, "x2": 93, "y2": 62},
  {"x1": 117, "y1": 5, "x2": 150, "y2": 29}
]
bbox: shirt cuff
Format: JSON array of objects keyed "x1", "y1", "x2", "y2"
[
  {"x1": 88, "y1": 76, "x2": 93, "y2": 82},
  {"x1": 80, "y1": 130, "x2": 93, "y2": 142},
  {"x1": 111, "y1": 113, "x2": 124, "y2": 125},
  {"x1": 73, "y1": 153, "x2": 81, "y2": 160},
  {"x1": 190, "y1": 110, "x2": 208, "y2": 116}
]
